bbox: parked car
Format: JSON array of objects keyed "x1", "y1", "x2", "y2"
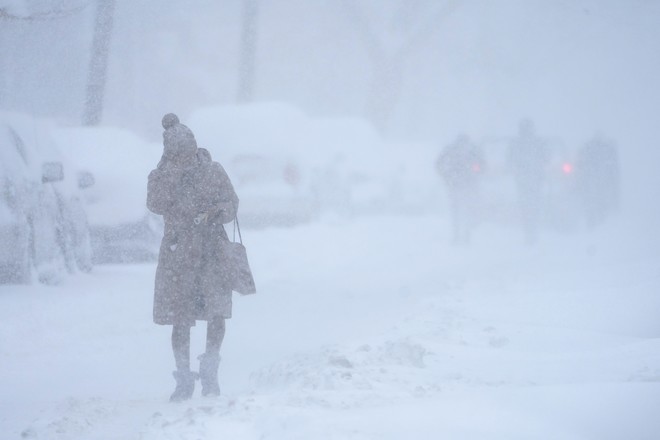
[
  {"x1": 52, "y1": 126, "x2": 164, "y2": 264},
  {"x1": 227, "y1": 153, "x2": 317, "y2": 227},
  {"x1": 0, "y1": 111, "x2": 92, "y2": 284},
  {"x1": 189, "y1": 103, "x2": 321, "y2": 228},
  {"x1": 188, "y1": 102, "x2": 441, "y2": 225}
]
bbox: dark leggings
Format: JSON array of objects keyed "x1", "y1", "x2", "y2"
[{"x1": 171, "y1": 316, "x2": 226, "y2": 371}]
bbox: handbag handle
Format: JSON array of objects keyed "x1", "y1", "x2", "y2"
[{"x1": 233, "y1": 215, "x2": 243, "y2": 244}]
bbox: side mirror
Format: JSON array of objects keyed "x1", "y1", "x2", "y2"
[
  {"x1": 77, "y1": 171, "x2": 95, "y2": 189},
  {"x1": 42, "y1": 162, "x2": 64, "y2": 183}
]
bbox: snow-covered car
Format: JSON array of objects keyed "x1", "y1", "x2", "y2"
[
  {"x1": 302, "y1": 119, "x2": 443, "y2": 217},
  {"x1": 189, "y1": 103, "x2": 320, "y2": 228},
  {"x1": 52, "y1": 126, "x2": 164, "y2": 263},
  {"x1": 188, "y1": 102, "x2": 440, "y2": 224},
  {"x1": 228, "y1": 153, "x2": 317, "y2": 227},
  {"x1": 0, "y1": 112, "x2": 92, "y2": 284}
]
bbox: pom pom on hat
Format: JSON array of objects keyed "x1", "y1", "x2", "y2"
[
  {"x1": 162, "y1": 113, "x2": 180, "y2": 130},
  {"x1": 161, "y1": 113, "x2": 197, "y2": 157}
]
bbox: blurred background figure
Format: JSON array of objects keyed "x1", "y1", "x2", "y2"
[
  {"x1": 435, "y1": 134, "x2": 484, "y2": 245},
  {"x1": 507, "y1": 118, "x2": 550, "y2": 246},
  {"x1": 575, "y1": 134, "x2": 620, "y2": 229}
]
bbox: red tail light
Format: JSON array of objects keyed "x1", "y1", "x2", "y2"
[
  {"x1": 472, "y1": 163, "x2": 481, "y2": 173},
  {"x1": 562, "y1": 163, "x2": 573, "y2": 174}
]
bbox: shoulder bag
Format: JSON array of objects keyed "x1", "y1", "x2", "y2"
[{"x1": 228, "y1": 216, "x2": 256, "y2": 295}]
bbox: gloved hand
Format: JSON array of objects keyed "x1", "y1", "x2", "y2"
[{"x1": 194, "y1": 212, "x2": 209, "y2": 225}]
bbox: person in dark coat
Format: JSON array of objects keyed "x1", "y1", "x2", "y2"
[
  {"x1": 436, "y1": 134, "x2": 484, "y2": 244},
  {"x1": 147, "y1": 113, "x2": 239, "y2": 401}
]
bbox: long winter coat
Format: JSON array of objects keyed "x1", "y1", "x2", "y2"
[{"x1": 147, "y1": 148, "x2": 238, "y2": 326}]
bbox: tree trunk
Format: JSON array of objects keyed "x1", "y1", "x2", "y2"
[
  {"x1": 83, "y1": 0, "x2": 116, "y2": 126},
  {"x1": 236, "y1": 0, "x2": 259, "y2": 103}
]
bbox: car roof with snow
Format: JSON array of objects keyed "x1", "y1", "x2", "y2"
[
  {"x1": 51, "y1": 126, "x2": 162, "y2": 226},
  {"x1": 0, "y1": 111, "x2": 82, "y2": 190}
]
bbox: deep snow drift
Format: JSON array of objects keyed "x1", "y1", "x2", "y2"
[{"x1": 1, "y1": 213, "x2": 659, "y2": 440}]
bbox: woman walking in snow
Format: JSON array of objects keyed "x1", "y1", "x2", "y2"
[{"x1": 147, "y1": 113, "x2": 239, "y2": 401}]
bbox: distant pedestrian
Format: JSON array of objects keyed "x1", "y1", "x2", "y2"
[
  {"x1": 147, "y1": 113, "x2": 239, "y2": 401},
  {"x1": 436, "y1": 134, "x2": 484, "y2": 244}
]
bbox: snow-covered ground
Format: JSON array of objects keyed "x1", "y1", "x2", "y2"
[{"x1": 1, "y1": 214, "x2": 659, "y2": 439}]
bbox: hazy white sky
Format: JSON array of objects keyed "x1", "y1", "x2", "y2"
[
  {"x1": 1, "y1": 1, "x2": 657, "y2": 140},
  {"x1": 1, "y1": 0, "x2": 659, "y2": 222}
]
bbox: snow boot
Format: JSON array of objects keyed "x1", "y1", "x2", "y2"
[
  {"x1": 170, "y1": 370, "x2": 198, "y2": 402},
  {"x1": 198, "y1": 353, "x2": 221, "y2": 397}
]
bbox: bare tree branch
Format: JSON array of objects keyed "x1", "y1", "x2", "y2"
[
  {"x1": 395, "y1": 0, "x2": 461, "y2": 60},
  {"x1": 0, "y1": 2, "x2": 91, "y2": 21},
  {"x1": 338, "y1": 0, "x2": 461, "y2": 132},
  {"x1": 339, "y1": 0, "x2": 385, "y2": 64},
  {"x1": 340, "y1": 0, "x2": 460, "y2": 64}
]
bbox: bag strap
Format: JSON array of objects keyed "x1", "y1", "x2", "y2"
[{"x1": 233, "y1": 215, "x2": 243, "y2": 244}]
